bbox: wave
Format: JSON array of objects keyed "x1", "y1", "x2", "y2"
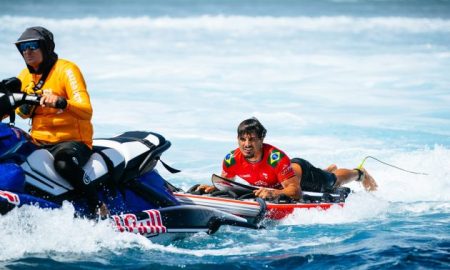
[{"x1": 2, "y1": 15, "x2": 450, "y2": 34}]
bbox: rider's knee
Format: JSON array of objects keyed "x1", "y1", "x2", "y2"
[
  {"x1": 53, "y1": 151, "x2": 84, "y2": 182},
  {"x1": 54, "y1": 158, "x2": 75, "y2": 177}
]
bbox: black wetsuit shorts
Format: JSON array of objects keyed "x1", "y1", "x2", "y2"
[{"x1": 291, "y1": 157, "x2": 337, "y2": 193}]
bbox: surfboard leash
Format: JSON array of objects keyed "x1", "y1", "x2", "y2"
[{"x1": 357, "y1": 155, "x2": 428, "y2": 175}]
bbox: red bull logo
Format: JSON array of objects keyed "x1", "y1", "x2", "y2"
[{"x1": 112, "y1": 209, "x2": 166, "y2": 236}]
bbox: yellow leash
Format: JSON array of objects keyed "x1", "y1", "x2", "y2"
[{"x1": 357, "y1": 156, "x2": 428, "y2": 175}]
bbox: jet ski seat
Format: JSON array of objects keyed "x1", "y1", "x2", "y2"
[
  {"x1": 21, "y1": 131, "x2": 171, "y2": 197},
  {"x1": 93, "y1": 131, "x2": 171, "y2": 184}
]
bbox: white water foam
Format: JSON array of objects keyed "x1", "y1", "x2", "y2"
[
  {"x1": 281, "y1": 192, "x2": 389, "y2": 226},
  {"x1": 0, "y1": 203, "x2": 151, "y2": 261},
  {"x1": 370, "y1": 146, "x2": 450, "y2": 202},
  {"x1": 0, "y1": 203, "x2": 353, "y2": 261},
  {"x1": 279, "y1": 146, "x2": 450, "y2": 226}
]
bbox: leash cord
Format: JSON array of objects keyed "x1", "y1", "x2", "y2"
[{"x1": 357, "y1": 155, "x2": 428, "y2": 175}]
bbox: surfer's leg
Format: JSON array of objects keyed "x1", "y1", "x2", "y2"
[
  {"x1": 312, "y1": 168, "x2": 337, "y2": 192},
  {"x1": 333, "y1": 168, "x2": 378, "y2": 191},
  {"x1": 291, "y1": 158, "x2": 336, "y2": 192},
  {"x1": 333, "y1": 169, "x2": 359, "y2": 186},
  {"x1": 291, "y1": 158, "x2": 318, "y2": 191}
]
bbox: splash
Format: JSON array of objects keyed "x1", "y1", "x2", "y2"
[
  {"x1": 277, "y1": 146, "x2": 450, "y2": 227},
  {"x1": 281, "y1": 192, "x2": 389, "y2": 226},
  {"x1": 369, "y1": 145, "x2": 450, "y2": 202},
  {"x1": 0, "y1": 203, "x2": 151, "y2": 261}
]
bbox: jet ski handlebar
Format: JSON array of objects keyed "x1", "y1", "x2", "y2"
[
  {"x1": 1, "y1": 77, "x2": 38, "y2": 108},
  {"x1": 1, "y1": 77, "x2": 66, "y2": 112},
  {"x1": 0, "y1": 92, "x2": 41, "y2": 109},
  {"x1": 13, "y1": 93, "x2": 41, "y2": 106},
  {"x1": 13, "y1": 93, "x2": 66, "y2": 109}
]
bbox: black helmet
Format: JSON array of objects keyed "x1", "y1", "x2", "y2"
[{"x1": 15, "y1": 26, "x2": 58, "y2": 74}]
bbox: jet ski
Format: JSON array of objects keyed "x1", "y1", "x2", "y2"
[
  {"x1": 0, "y1": 77, "x2": 258, "y2": 239},
  {"x1": 173, "y1": 174, "x2": 350, "y2": 223}
]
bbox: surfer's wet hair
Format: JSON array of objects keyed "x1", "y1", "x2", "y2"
[{"x1": 237, "y1": 117, "x2": 267, "y2": 139}]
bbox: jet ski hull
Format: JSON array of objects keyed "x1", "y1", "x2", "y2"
[{"x1": 0, "y1": 188, "x2": 257, "y2": 239}]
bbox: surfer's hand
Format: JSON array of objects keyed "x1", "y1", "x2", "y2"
[
  {"x1": 254, "y1": 188, "x2": 281, "y2": 200},
  {"x1": 196, "y1": 184, "x2": 216, "y2": 193}
]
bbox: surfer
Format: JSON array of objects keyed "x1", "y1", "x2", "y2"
[
  {"x1": 14, "y1": 26, "x2": 108, "y2": 218},
  {"x1": 197, "y1": 118, "x2": 378, "y2": 199}
]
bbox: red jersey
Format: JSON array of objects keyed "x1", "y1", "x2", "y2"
[{"x1": 222, "y1": 144, "x2": 296, "y2": 188}]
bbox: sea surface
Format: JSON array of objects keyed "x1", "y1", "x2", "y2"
[{"x1": 0, "y1": 0, "x2": 449, "y2": 269}]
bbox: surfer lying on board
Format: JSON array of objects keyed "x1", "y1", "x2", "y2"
[{"x1": 197, "y1": 118, "x2": 378, "y2": 200}]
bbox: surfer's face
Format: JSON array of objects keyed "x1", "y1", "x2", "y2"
[{"x1": 238, "y1": 132, "x2": 263, "y2": 161}]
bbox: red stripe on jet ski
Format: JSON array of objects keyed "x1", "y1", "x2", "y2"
[
  {"x1": 0, "y1": 190, "x2": 20, "y2": 205},
  {"x1": 175, "y1": 193, "x2": 261, "y2": 206}
]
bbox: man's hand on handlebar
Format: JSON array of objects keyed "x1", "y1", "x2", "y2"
[{"x1": 40, "y1": 93, "x2": 67, "y2": 109}]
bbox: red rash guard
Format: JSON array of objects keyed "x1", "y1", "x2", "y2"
[{"x1": 222, "y1": 144, "x2": 296, "y2": 188}]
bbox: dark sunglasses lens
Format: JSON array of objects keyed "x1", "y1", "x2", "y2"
[{"x1": 19, "y1": 41, "x2": 40, "y2": 51}]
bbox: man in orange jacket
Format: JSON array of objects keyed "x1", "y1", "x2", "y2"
[{"x1": 15, "y1": 26, "x2": 108, "y2": 218}]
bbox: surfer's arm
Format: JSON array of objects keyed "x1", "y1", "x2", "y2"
[
  {"x1": 279, "y1": 175, "x2": 301, "y2": 199},
  {"x1": 254, "y1": 175, "x2": 301, "y2": 200}
]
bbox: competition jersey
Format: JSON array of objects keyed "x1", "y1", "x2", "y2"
[
  {"x1": 16, "y1": 58, "x2": 93, "y2": 147},
  {"x1": 222, "y1": 144, "x2": 296, "y2": 188}
]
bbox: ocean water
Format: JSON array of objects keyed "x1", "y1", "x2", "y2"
[{"x1": 1, "y1": 0, "x2": 449, "y2": 269}]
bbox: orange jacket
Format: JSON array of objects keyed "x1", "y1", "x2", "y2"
[{"x1": 16, "y1": 59, "x2": 93, "y2": 147}]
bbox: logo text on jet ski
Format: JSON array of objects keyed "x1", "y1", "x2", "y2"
[{"x1": 112, "y1": 210, "x2": 166, "y2": 235}]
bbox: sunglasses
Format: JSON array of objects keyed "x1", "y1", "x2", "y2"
[{"x1": 18, "y1": 41, "x2": 40, "y2": 52}]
